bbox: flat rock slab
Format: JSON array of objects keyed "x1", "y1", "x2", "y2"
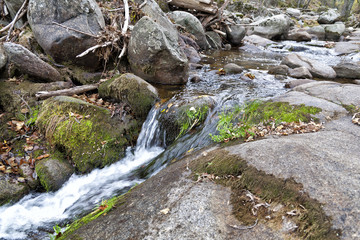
[
  {"x1": 227, "y1": 117, "x2": 360, "y2": 239},
  {"x1": 67, "y1": 150, "x2": 283, "y2": 240}
]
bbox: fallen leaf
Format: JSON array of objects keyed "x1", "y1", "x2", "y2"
[
  {"x1": 160, "y1": 208, "x2": 170, "y2": 215},
  {"x1": 36, "y1": 154, "x2": 50, "y2": 160}
]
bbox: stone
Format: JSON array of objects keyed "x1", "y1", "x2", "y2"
[
  {"x1": 268, "y1": 65, "x2": 289, "y2": 75},
  {"x1": 99, "y1": 73, "x2": 159, "y2": 120},
  {"x1": 223, "y1": 63, "x2": 244, "y2": 74},
  {"x1": 324, "y1": 22, "x2": 345, "y2": 41},
  {"x1": 226, "y1": 25, "x2": 246, "y2": 46},
  {"x1": 333, "y1": 62, "x2": 360, "y2": 79},
  {"x1": 286, "y1": 8, "x2": 301, "y2": 18},
  {"x1": 293, "y1": 81, "x2": 360, "y2": 106},
  {"x1": 355, "y1": 80, "x2": 360, "y2": 85},
  {"x1": 289, "y1": 66, "x2": 313, "y2": 79},
  {"x1": 35, "y1": 156, "x2": 74, "y2": 192},
  {"x1": 168, "y1": 11, "x2": 210, "y2": 50},
  {"x1": 251, "y1": 14, "x2": 291, "y2": 40},
  {"x1": 281, "y1": 53, "x2": 336, "y2": 79},
  {"x1": 36, "y1": 96, "x2": 141, "y2": 173},
  {"x1": 286, "y1": 30, "x2": 312, "y2": 42},
  {"x1": 0, "y1": 173, "x2": 29, "y2": 206},
  {"x1": 306, "y1": 25, "x2": 325, "y2": 40},
  {"x1": 285, "y1": 79, "x2": 315, "y2": 88},
  {"x1": 334, "y1": 42, "x2": 360, "y2": 55},
  {"x1": 318, "y1": 8, "x2": 340, "y2": 24},
  {"x1": 190, "y1": 75, "x2": 203, "y2": 83},
  {"x1": 243, "y1": 35, "x2": 275, "y2": 47},
  {"x1": 3, "y1": 42, "x2": 61, "y2": 82},
  {"x1": 128, "y1": 16, "x2": 188, "y2": 85},
  {"x1": 0, "y1": 44, "x2": 8, "y2": 71},
  {"x1": 27, "y1": 0, "x2": 105, "y2": 68},
  {"x1": 205, "y1": 31, "x2": 222, "y2": 49}
]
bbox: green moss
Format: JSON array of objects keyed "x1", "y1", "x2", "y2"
[
  {"x1": 190, "y1": 149, "x2": 340, "y2": 239},
  {"x1": 210, "y1": 100, "x2": 321, "y2": 142},
  {"x1": 36, "y1": 96, "x2": 139, "y2": 173},
  {"x1": 342, "y1": 104, "x2": 359, "y2": 114},
  {"x1": 176, "y1": 105, "x2": 209, "y2": 139}
]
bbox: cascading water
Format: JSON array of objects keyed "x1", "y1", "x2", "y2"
[{"x1": 0, "y1": 108, "x2": 165, "y2": 240}]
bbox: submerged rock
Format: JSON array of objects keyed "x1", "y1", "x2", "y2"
[
  {"x1": 36, "y1": 96, "x2": 140, "y2": 173},
  {"x1": 99, "y1": 73, "x2": 159, "y2": 120},
  {"x1": 223, "y1": 63, "x2": 244, "y2": 74},
  {"x1": 35, "y1": 155, "x2": 74, "y2": 192},
  {"x1": 243, "y1": 34, "x2": 275, "y2": 47},
  {"x1": 128, "y1": 16, "x2": 188, "y2": 85},
  {"x1": 27, "y1": 0, "x2": 105, "y2": 68},
  {"x1": 3, "y1": 42, "x2": 61, "y2": 82},
  {"x1": 281, "y1": 53, "x2": 336, "y2": 79}
]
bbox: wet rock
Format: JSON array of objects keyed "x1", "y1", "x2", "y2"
[
  {"x1": 128, "y1": 16, "x2": 188, "y2": 85},
  {"x1": 3, "y1": 42, "x2": 61, "y2": 82},
  {"x1": 27, "y1": 0, "x2": 105, "y2": 68},
  {"x1": 168, "y1": 11, "x2": 210, "y2": 50},
  {"x1": 285, "y1": 79, "x2": 315, "y2": 88},
  {"x1": 179, "y1": 36, "x2": 201, "y2": 63},
  {"x1": 0, "y1": 173, "x2": 29, "y2": 206},
  {"x1": 318, "y1": 8, "x2": 340, "y2": 24},
  {"x1": 158, "y1": 95, "x2": 215, "y2": 145},
  {"x1": 286, "y1": 8, "x2": 301, "y2": 18},
  {"x1": 334, "y1": 42, "x2": 360, "y2": 55},
  {"x1": 98, "y1": 73, "x2": 159, "y2": 120},
  {"x1": 0, "y1": 80, "x2": 72, "y2": 113},
  {"x1": 224, "y1": 44, "x2": 232, "y2": 51},
  {"x1": 36, "y1": 96, "x2": 140, "y2": 173},
  {"x1": 307, "y1": 25, "x2": 325, "y2": 40},
  {"x1": 268, "y1": 65, "x2": 289, "y2": 75},
  {"x1": 286, "y1": 30, "x2": 312, "y2": 42},
  {"x1": 190, "y1": 75, "x2": 203, "y2": 83},
  {"x1": 226, "y1": 25, "x2": 246, "y2": 46},
  {"x1": 251, "y1": 14, "x2": 290, "y2": 40},
  {"x1": 243, "y1": 34, "x2": 275, "y2": 47},
  {"x1": 333, "y1": 62, "x2": 360, "y2": 79},
  {"x1": 281, "y1": 53, "x2": 336, "y2": 79},
  {"x1": 224, "y1": 63, "x2": 244, "y2": 74},
  {"x1": 35, "y1": 156, "x2": 74, "y2": 192},
  {"x1": 293, "y1": 81, "x2": 360, "y2": 106},
  {"x1": 324, "y1": 22, "x2": 345, "y2": 41},
  {"x1": 206, "y1": 31, "x2": 222, "y2": 49},
  {"x1": 289, "y1": 67, "x2": 312, "y2": 79},
  {"x1": 0, "y1": 44, "x2": 8, "y2": 71}
]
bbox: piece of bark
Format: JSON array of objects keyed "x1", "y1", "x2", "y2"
[
  {"x1": 169, "y1": 0, "x2": 218, "y2": 14},
  {"x1": 35, "y1": 84, "x2": 99, "y2": 99}
]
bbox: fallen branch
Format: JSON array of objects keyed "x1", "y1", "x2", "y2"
[
  {"x1": 169, "y1": 0, "x2": 218, "y2": 14},
  {"x1": 35, "y1": 84, "x2": 99, "y2": 100},
  {"x1": 118, "y1": 41, "x2": 127, "y2": 59},
  {"x1": 0, "y1": 0, "x2": 28, "y2": 38},
  {"x1": 76, "y1": 40, "x2": 116, "y2": 58},
  {"x1": 52, "y1": 21, "x2": 97, "y2": 38},
  {"x1": 122, "y1": 0, "x2": 129, "y2": 35}
]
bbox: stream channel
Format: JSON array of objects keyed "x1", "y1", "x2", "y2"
[{"x1": 0, "y1": 39, "x2": 356, "y2": 239}]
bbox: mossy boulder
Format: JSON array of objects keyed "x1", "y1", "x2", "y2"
[
  {"x1": 99, "y1": 73, "x2": 159, "y2": 120},
  {"x1": 35, "y1": 154, "x2": 75, "y2": 191},
  {"x1": 158, "y1": 95, "x2": 215, "y2": 145},
  {"x1": 36, "y1": 96, "x2": 140, "y2": 173},
  {"x1": 0, "y1": 173, "x2": 29, "y2": 206}
]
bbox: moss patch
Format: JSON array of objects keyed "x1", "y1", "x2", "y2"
[
  {"x1": 36, "y1": 96, "x2": 140, "y2": 173},
  {"x1": 191, "y1": 149, "x2": 340, "y2": 239}
]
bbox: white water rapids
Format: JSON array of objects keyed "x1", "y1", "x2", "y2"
[{"x1": 0, "y1": 108, "x2": 164, "y2": 240}]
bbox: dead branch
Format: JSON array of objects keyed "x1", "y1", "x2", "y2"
[
  {"x1": 0, "y1": 0, "x2": 27, "y2": 38},
  {"x1": 35, "y1": 84, "x2": 99, "y2": 100},
  {"x1": 76, "y1": 40, "x2": 116, "y2": 58},
  {"x1": 168, "y1": 0, "x2": 218, "y2": 14},
  {"x1": 203, "y1": 0, "x2": 229, "y2": 29},
  {"x1": 122, "y1": 0, "x2": 129, "y2": 35},
  {"x1": 118, "y1": 41, "x2": 127, "y2": 59},
  {"x1": 52, "y1": 21, "x2": 97, "y2": 38}
]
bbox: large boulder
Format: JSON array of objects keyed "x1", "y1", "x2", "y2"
[
  {"x1": 128, "y1": 16, "x2": 188, "y2": 85},
  {"x1": 99, "y1": 73, "x2": 159, "y2": 120},
  {"x1": 35, "y1": 155, "x2": 74, "y2": 192},
  {"x1": 0, "y1": 173, "x2": 29, "y2": 206},
  {"x1": 286, "y1": 29, "x2": 312, "y2": 42},
  {"x1": 226, "y1": 25, "x2": 246, "y2": 46},
  {"x1": 318, "y1": 9, "x2": 340, "y2": 24},
  {"x1": 168, "y1": 11, "x2": 210, "y2": 50},
  {"x1": 251, "y1": 14, "x2": 290, "y2": 40},
  {"x1": 3, "y1": 42, "x2": 62, "y2": 82},
  {"x1": 36, "y1": 96, "x2": 140, "y2": 173},
  {"x1": 286, "y1": 8, "x2": 301, "y2": 18},
  {"x1": 333, "y1": 62, "x2": 360, "y2": 79},
  {"x1": 324, "y1": 22, "x2": 345, "y2": 41},
  {"x1": 306, "y1": 25, "x2": 325, "y2": 40},
  {"x1": 27, "y1": 0, "x2": 105, "y2": 68},
  {"x1": 281, "y1": 53, "x2": 336, "y2": 79}
]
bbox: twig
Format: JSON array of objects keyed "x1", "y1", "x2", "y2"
[
  {"x1": 76, "y1": 40, "x2": 116, "y2": 58},
  {"x1": 35, "y1": 84, "x2": 99, "y2": 100},
  {"x1": 122, "y1": 0, "x2": 130, "y2": 35},
  {"x1": 52, "y1": 21, "x2": 97, "y2": 38},
  {"x1": 213, "y1": 29, "x2": 226, "y2": 37},
  {"x1": 229, "y1": 219, "x2": 258, "y2": 230},
  {"x1": 1, "y1": 0, "x2": 28, "y2": 40},
  {"x1": 118, "y1": 42, "x2": 127, "y2": 59},
  {"x1": 107, "y1": 8, "x2": 124, "y2": 12},
  {"x1": 139, "y1": 0, "x2": 148, "y2": 9}
]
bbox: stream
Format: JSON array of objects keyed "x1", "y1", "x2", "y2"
[{"x1": 0, "y1": 39, "x2": 354, "y2": 239}]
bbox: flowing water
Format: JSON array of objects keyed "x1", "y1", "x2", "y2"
[{"x1": 0, "y1": 40, "x2": 353, "y2": 239}]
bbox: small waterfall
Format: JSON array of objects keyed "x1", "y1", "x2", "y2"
[{"x1": 0, "y1": 107, "x2": 164, "y2": 240}]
